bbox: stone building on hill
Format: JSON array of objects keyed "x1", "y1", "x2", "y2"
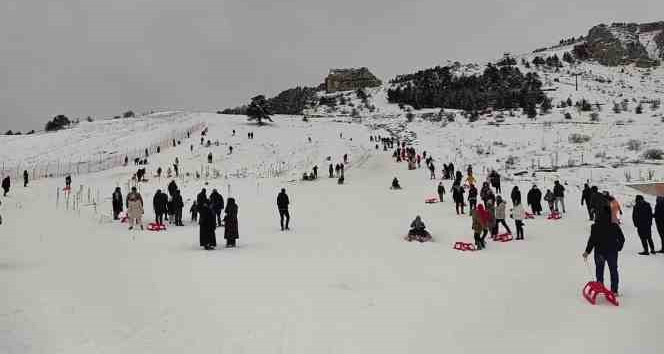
[{"x1": 324, "y1": 67, "x2": 382, "y2": 93}]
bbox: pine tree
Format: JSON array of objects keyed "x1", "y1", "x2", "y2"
[
  {"x1": 540, "y1": 97, "x2": 552, "y2": 114},
  {"x1": 246, "y1": 95, "x2": 273, "y2": 125}
]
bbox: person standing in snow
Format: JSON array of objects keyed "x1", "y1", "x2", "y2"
[
  {"x1": 654, "y1": 196, "x2": 664, "y2": 253},
  {"x1": 581, "y1": 183, "x2": 593, "y2": 220},
  {"x1": 172, "y1": 189, "x2": 184, "y2": 226},
  {"x1": 437, "y1": 182, "x2": 445, "y2": 202},
  {"x1": 112, "y1": 187, "x2": 123, "y2": 220},
  {"x1": 329, "y1": 164, "x2": 334, "y2": 178},
  {"x1": 277, "y1": 188, "x2": 290, "y2": 231},
  {"x1": 199, "y1": 202, "x2": 216, "y2": 250},
  {"x1": 510, "y1": 186, "x2": 521, "y2": 206},
  {"x1": 527, "y1": 184, "x2": 542, "y2": 215},
  {"x1": 23, "y1": 170, "x2": 28, "y2": 187},
  {"x1": 452, "y1": 182, "x2": 465, "y2": 215},
  {"x1": 126, "y1": 187, "x2": 144, "y2": 230},
  {"x1": 197, "y1": 188, "x2": 208, "y2": 210},
  {"x1": 495, "y1": 196, "x2": 512, "y2": 235},
  {"x1": 633, "y1": 195, "x2": 655, "y2": 255},
  {"x1": 209, "y1": 189, "x2": 225, "y2": 227},
  {"x1": 467, "y1": 184, "x2": 478, "y2": 211},
  {"x1": 512, "y1": 199, "x2": 526, "y2": 240},
  {"x1": 190, "y1": 201, "x2": 198, "y2": 222},
  {"x1": 428, "y1": 162, "x2": 436, "y2": 179},
  {"x1": 207, "y1": 152, "x2": 213, "y2": 163},
  {"x1": 312, "y1": 165, "x2": 318, "y2": 179},
  {"x1": 153, "y1": 189, "x2": 168, "y2": 225},
  {"x1": 224, "y1": 198, "x2": 239, "y2": 247},
  {"x1": 583, "y1": 205, "x2": 625, "y2": 296},
  {"x1": 589, "y1": 186, "x2": 607, "y2": 221},
  {"x1": 2, "y1": 176, "x2": 10, "y2": 196},
  {"x1": 485, "y1": 198, "x2": 498, "y2": 238},
  {"x1": 544, "y1": 189, "x2": 556, "y2": 214},
  {"x1": 553, "y1": 180, "x2": 565, "y2": 213}
]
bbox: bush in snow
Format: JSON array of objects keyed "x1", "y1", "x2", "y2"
[
  {"x1": 636, "y1": 104, "x2": 643, "y2": 114},
  {"x1": 613, "y1": 103, "x2": 621, "y2": 114},
  {"x1": 5, "y1": 130, "x2": 13, "y2": 135},
  {"x1": 86, "y1": 116, "x2": 94, "y2": 122},
  {"x1": 123, "y1": 110, "x2": 135, "y2": 118},
  {"x1": 27, "y1": 130, "x2": 35, "y2": 135},
  {"x1": 643, "y1": 149, "x2": 664, "y2": 160},
  {"x1": 651, "y1": 100, "x2": 661, "y2": 111},
  {"x1": 626, "y1": 139, "x2": 643, "y2": 151},
  {"x1": 590, "y1": 112, "x2": 600, "y2": 121},
  {"x1": 568, "y1": 133, "x2": 591, "y2": 144},
  {"x1": 45, "y1": 115, "x2": 71, "y2": 132},
  {"x1": 564, "y1": 112, "x2": 573, "y2": 120}
]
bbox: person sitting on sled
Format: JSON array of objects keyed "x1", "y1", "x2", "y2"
[
  {"x1": 391, "y1": 177, "x2": 401, "y2": 190},
  {"x1": 407, "y1": 215, "x2": 432, "y2": 242}
]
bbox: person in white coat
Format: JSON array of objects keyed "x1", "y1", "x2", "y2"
[
  {"x1": 512, "y1": 200, "x2": 526, "y2": 240},
  {"x1": 126, "y1": 187, "x2": 144, "y2": 230}
]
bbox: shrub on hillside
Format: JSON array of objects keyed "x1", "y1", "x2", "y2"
[
  {"x1": 5, "y1": 130, "x2": 13, "y2": 135},
  {"x1": 564, "y1": 112, "x2": 573, "y2": 120},
  {"x1": 626, "y1": 139, "x2": 643, "y2": 151},
  {"x1": 636, "y1": 104, "x2": 643, "y2": 114},
  {"x1": 590, "y1": 112, "x2": 600, "y2": 121},
  {"x1": 568, "y1": 133, "x2": 591, "y2": 144},
  {"x1": 613, "y1": 103, "x2": 621, "y2": 114},
  {"x1": 643, "y1": 149, "x2": 664, "y2": 160},
  {"x1": 123, "y1": 110, "x2": 135, "y2": 118}
]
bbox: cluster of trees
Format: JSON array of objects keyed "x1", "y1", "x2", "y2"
[
  {"x1": 223, "y1": 86, "x2": 318, "y2": 116},
  {"x1": 4, "y1": 130, "x2": 35, "y2": 136},
  {"x1": 558, "y1": 36, "x2": 583, "y2": 46},
  {"x1": 45, "y1": 115, "x2": 71, "y2": 132},
  {"x1": 532, "y1": 54, "x2": 563, "y2": 67},
  {"x1": 386, "y1": 64, "x2": 546, "y2": 112}
]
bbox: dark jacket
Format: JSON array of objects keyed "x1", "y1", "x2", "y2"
[
  {"x1": 585, "y1": 221, "x2": 625, "y2": 255},
  {"x1": 632, "y1": 200, "x2": 653, "y2": 231},
  {"x1": 437, "y1": 185, "x2": 445, "y2": 195},
  {"x1": 153, "y1": 192, "x2": 168, "y2": 214},
  {"x1": 655, "y1": 197, "x2": 664, "y2": 221},
  {"x1": 112, "y1": 190, "x2": 123, "y2": 211},
  {"x1": 590, "y1": 191, "x2": 608, "y2": 211},
  {"x1": 581, "y1": 186, "x2": 591, "y2": 205},
  {"x1": 277, "y1": 192, "x2": 289, "y2": 210},
  {"x1": 553, "y1": 183, "x2": 565, "y2": 197},
  {"x1": 172, "y1": 191, "x2": 184, "y2": 210},
  {"x1": 199, "y1": 204, "x2": 216, "y2": 246},
  {"x1": 167, "y1": 180, "x2": 178, "y2": 197},
  {"x1": 209, "y1": 191, "x2": 224, "y2": 212},
  {"x1": 452, "y1": 184, "x2": 465, "y2": 202},
  {"x1": 511, "y1": 187, "x2": 521, "y2": 204},
  {"x1": 527, "y1": 187, "x2": 542, "y2": 205},
  {"x1": 196, "y1": 191, "x2": 208, "y2": 209},
  {"x1": 2, "y1": 177, "x2": 9, "y2": 190},
  {"x1": 468, "y1": 186, "x2": 478, "y2": 201},
  {"x1": 224, "y1": 199, "x2": 239, "y2": 240}
]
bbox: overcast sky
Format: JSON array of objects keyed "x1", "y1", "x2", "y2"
[{"x1": 1, "y1": 0, "x2": 662, "y2": 131}]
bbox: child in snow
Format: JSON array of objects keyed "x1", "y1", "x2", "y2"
[
  {"x1": 544, "y1": 189, "x2": 556, "y2": 214},
  {"x1": 190, "y1": 201, "x2": 198, "y2": 222},
  {"x1": 511, "y1": 200, "x2": 526, "y2": 240},
  {"x1": 406, "y1": 216, "x2": 432, "y2": 242},
  {"x1": 495, "y1": 196, "x2": 512, "y2": 235}
]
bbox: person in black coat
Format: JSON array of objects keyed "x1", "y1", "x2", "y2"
[
  {"x1": 452, "y1": 182, "x2": 465, "y2": 215},
  {"x1": 553, "y1": 180, "x2": 565, "y2": 213},
  {"x1": 329, "y1": 164, "x2": 334, "y2": 178},
  {"x1": 209, "y1": 189, "x2": 225, "y2": 226},
  {"x1": 112, "y1": 187, "x2": 123, "y2": 220},
  {"x1": 589, "y1": 186, "x2": 607, "y2": 222},
  {"x1": 197, "y1": 188, "x2": 208, "y2": 210},
  {"x1": 2, "y1": 176, "x2": 10, "y2": 196},
  {"x1": 277, "y1": 188, "x2": 290, "y2": 231},
  {"x1": 199, "y1": 202, "x2": 216, "y2": 250},
  {"x1": 167, "y1": 180, "x2": 178, "y2": 197},
  {"x1": 224, "y1": 198, "x2": 239, "y2": 247},
  {"x1": 172, "y1": 189, "x2": 184, "y2": 226},
  {"x1": 65, "y1": 175, "x2": 72, "y2": 188},
  {"x1": 527, "y1": 185, "x2": 542, "y2": 215},
  {"x1": 654, "y1": 196, "x2": 664, "y2": 253},
  {"x1": 23, "y1": 170, "x2": 28, "y2": 187},
  {"x1": 510, "y1": 186, "x2": 521, "y2": 205},
  {"x1": 581, "y1": 183, "x2": 593, "y2": 220},
  {"x1": 153, "y1": 189, "x2": 168, "y2": 225},
  {"x1": 632, "y1": 195, "x2": 655, "y2": 255},
  {"x1": 583, "y1": 205, "x2": 625, "y2": 295}
]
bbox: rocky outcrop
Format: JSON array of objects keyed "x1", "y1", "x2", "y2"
[
  {"x1": 324, "y1": 68, "x2": 382, "y2": 93},
  {"x1": 573, "y1": 22, "x2": 662, "y2": 67}
]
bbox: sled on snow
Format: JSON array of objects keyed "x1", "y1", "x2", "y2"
[
  {"x1": 582, "y1": 281, "x2": 619, "y2": 306},
  {"x1": 524, "y1": 212, "x2": 535, "y2": 219},
  {"x1": 404, "y1": 233, "x2": 433, "y2": 242},
  {"x1": 453, "y1": 242, "x2": 476, "y2": 251},
  {"x1": 425, "y1": 197, "x2": 438, "y2": 204},
  {"x1": 147, "y1": 223, "x2": 167, "y2": 231},
  {"x1": 547, "y1": 212, "x2": 562, "y2": 220},
  {"x1": 494, "y1": 233, "x2": 513, "y2": 242}
]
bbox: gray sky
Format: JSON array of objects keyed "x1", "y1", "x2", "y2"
[{"x1": 1, "y1": 0, "x2": 662, "y2": 132}]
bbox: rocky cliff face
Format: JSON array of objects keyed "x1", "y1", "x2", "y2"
[
  {"x1": 574, "y1": 22, "x2": 662, "y2": 67},
  {"x1": 324, "y1": 68, "x2": 382, "y2": 93}
]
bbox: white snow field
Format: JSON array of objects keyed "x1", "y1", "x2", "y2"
[{"x1": 2, "y1": 109, "x2": 664, "y2": 354}]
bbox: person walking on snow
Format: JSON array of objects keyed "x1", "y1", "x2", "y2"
[
  {"x1": 495, "y1": 196, "x2": 512, "y2": 235},
  {"x1": 329, "y1": 164, "x2": 334, "y2": 178},
  {"x1": 452, "y1": 182, "x2": 465, "y2": 215},
  {"x1": 467, "y1": 184, "x2": 478, "y2": 211},
  {"x1": 224, "y1": 198, "x2": 239, "y2": 247},
  {"x1": 209, "y1": 189, "x2": 225, "y2": 227},
  {"x1": 172, "y1": 189, "x2": 184, "y2": 226},
  {"x1": 3, "y1": 176, "x2": 11, "y2": 196},
  {"x1": 126, "y1": 187, "x2": 144, "y2": 230},
  {"x1": 199, "y1": 202, "x2": 216, "y2": 250},
  {"x1": 583, "y1": 205, "x2": 625, "y2": 296},
  {"x1": 65, "y1": 175, "x2": 72, "y2": 189},
  {"x1": 23, "y1": 170, "x2": 28, "y2": 187},
  {"x1": 197, "y1": 189, "x2": 208, "y2": 210},
  {"x1": 437, "y1": 182, "x2": 445, "y2": 202},
  {"x1": 277, "y1": 188, "x2": 290, "y2": 231},
  {"x1": 510, "y1": 186, "x2": 521, "y2": 206},
  {"x1": 429, "y1": 162, "x2": 436, "y2": 179},
  {"x1": 112, "y1": 187, "x2": 123, "y2": 220},
  {"x1": 553, "y1": 180, "x2": 565, "y2": 213},
  {"x1": 633, "y1": 195, "x2": 655, "y2": 255},
  {"x1": 472, "y1": 204, "x2": 490, "y2": 250},
  {"x1": 190, "y1": 201, "x2": 198, "y2": 222},
  {"x1": 581, "y1": 183, "x2": 593, "y2": 220},
  {"x1": 654, "y1": 196, "x2": 664, "y2": 253}
]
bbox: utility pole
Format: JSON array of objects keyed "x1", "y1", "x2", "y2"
[{"x1": 572, "y1": 72, "x2": 580, "y2": 91}]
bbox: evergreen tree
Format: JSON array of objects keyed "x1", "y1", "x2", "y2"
[
  {"x1": 246, "y1": 95, "x2": 273, "y2": 125},
  {"x1": 540, "y1": 97, "x2": 552, "y2": 114}
]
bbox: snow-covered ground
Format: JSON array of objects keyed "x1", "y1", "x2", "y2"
[{"x1": 2, "y1": 107, "x2": 664, "y2": 353}]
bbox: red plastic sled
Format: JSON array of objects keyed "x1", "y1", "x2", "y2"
[
  {"x1": 453, "y1": 242, "x2": 476, "y2": 251},
  {"x1": 147, "y1": 223, "x2": 167, "y2": 231},
  {"x1": 425, "y1": 197, "x2": 438, "y2": 204},
  {"x1": 547, "y1": 212, "x2": 562, "y2": 220},
  {"x1": 494, "y1": 233, "x2": 513, "y2": 242},
  {"x1": 525, "y1": 212, "x2": 535, "y2": 219},
  {"x1": 582, "y1": 281, "x2": 619, "y2": 306}
]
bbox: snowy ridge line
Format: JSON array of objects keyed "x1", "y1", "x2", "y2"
[{"x1": 0, "y1": 122, "x2": 206, "y2": 182}]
